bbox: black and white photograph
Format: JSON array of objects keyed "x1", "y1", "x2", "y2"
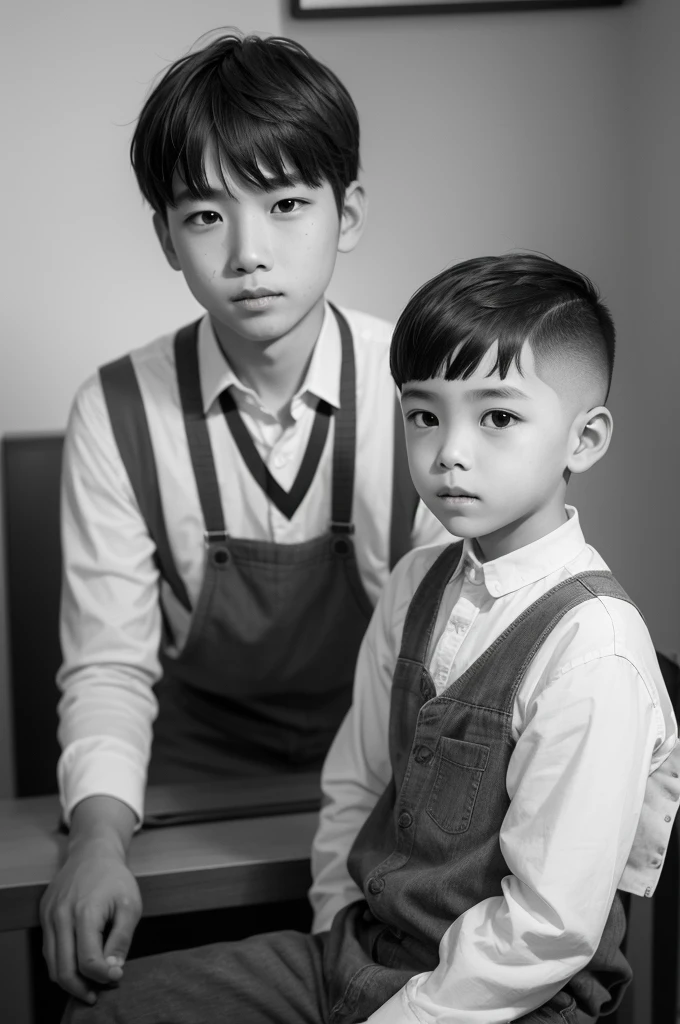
[{"x1": 0, "y1": 1, "x2": 677, "y2": 1022}]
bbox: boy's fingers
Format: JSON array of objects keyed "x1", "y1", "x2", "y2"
[
  {"x1": 53, "y1": 917, "x2": 97, "y2": 1004},
  {"x1": 102, "y1": 901, "x2": 141, "y2": 977},
  {"x1": 42, "y1": 922, "x2": 58, "y2": 982},
  {"x1": 74, "y1": 907, "x2": 114, "y2": 985}
]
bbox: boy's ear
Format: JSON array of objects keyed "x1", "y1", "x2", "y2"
[
  {"x1": 153, "y1": 212, "x2": 182, "y2": 272},
  {"x1": 337, "y1": 181, "x2": 368, "y2": 254},
  {"x1": 567, "y1": 406, "x2": 613, "y2": 475}
]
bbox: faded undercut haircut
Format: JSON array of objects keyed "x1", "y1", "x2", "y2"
[
  {"x1": 390, "y1": 254, "x2": 616, "y2": 401},
  {"x1": 130, "y1": 32, "x2": 360, "y2": 218}
]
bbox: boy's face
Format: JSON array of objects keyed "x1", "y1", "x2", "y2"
[
  {"x1": 154, "y1": 146, "x2": 365, "y2": 351},
  {"x1": 401, "y1": 342, "x2": 610, "y2": 561}
]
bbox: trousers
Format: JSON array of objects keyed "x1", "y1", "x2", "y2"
[{"x1": 63, "y1": 927, "x2": 600, "y2": 1024}]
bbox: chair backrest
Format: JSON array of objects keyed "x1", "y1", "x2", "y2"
[
  {"x1": 612, "y1": 651, "x2": 680, "y2": 1024},
  {"x1": 651, "y1": 652, "x2": 680, "y2": 1023},
  {"x1": 2, "y1": 434, "x2": 64, "y2": 796}
]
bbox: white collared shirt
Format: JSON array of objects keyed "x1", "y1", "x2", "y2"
[
  {"x1": 311, "y1": 509, "x2": 680, "y2": 1024},
  {"x1": 56, "y1": 304, "x2": 449, "y2": 823}
]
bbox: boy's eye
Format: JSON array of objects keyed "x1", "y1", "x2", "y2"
[
  {"x1": 408, "y1": 410, "x2": 439, "y2": 429},
  {"x1": 480, "y1": 410, "x2": 518, "y2": 430},
  {"x1": 188, "y1": 211, "x2": 222, "y2": 226},
  {"x1": 272, "y1": 198, "x2": 306, "y2": 214}
]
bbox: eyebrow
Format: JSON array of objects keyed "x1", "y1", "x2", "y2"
[
  {"x1": 174, "y1": 186, "x2": 224, "y2": 207},
  {"x1": 174, "y1": 175, "x2": 307, "y2": 207},
  {"x1": 465, "y1": 386, "x2": 529, "y2": 401},
  {"x1": 400, "y1": 386, "x2": 437, "y2": 402},
  {"x1": 400, "y1": 384, "x2": 529, "y2": 403}
]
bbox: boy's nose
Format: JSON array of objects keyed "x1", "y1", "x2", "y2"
[
  {"x1": 228, "y1": 217, "x2": 273, "y2": 275},
  {"x1": 437, "y1": 433, "x2": 472, "y2": 471}
]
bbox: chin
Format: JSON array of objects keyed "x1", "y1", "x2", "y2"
[
  {"x1": 447, "y1": 521, "x2": 480, "y2": 540},
  {"x1": 218, "y1": 314, "x2": 294, "y2": 344},
  {"x1": 428, "y1": 510, "x2": 478, "y2": 540}
]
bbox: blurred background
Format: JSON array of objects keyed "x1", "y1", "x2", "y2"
[{"x1": 1, "y1": 0, "x2": 678, "y2": 1019}]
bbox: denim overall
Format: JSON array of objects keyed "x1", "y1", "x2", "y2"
[
  {"x1": 99, "y1": 306, "x2": 416, "y2": 779},
  {"x1": 324, "y1": 542, "x2": 634, "y2": 1024}
]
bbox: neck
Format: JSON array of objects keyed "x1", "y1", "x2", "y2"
[
  {"x1": 211, "y1": 299, "x2": 325, "y2": 419},
  {"x1": 474, "y1": 499, "x2": 569, "y2": 563}
]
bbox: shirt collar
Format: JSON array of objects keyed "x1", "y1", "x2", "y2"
[
  {"x1": 454, "y1": 506, "x2": 587, "y2": 599},
  {"x1": 300, "y1": 303, "x2": 342, "y2": 410},
  {"x1": 198, "y1": 316, "x2": 240, "y2": 414},
  {"x1": 197, "y1": 304, "x2": 342, "y2": 415}
]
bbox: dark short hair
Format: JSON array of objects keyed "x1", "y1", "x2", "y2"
[
  {"x1": 390, "y1": 254, "x2": 616, "y2": 399},
  {"x1": 130, "y1": 33, "x2": 360, "y2": 217}
]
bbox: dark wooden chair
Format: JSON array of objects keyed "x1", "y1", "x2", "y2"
[
  {"x1": 2, "y1": 433, "x2": 64, "y2": 798},
  {"x1": 610, "y1": 649, "x2": 680, "y2": 1024},
  {"x1": 648, "y1": 651, "x2": 679, "y2": 1023}
]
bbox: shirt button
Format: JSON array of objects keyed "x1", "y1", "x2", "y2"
[
  {"x1": 398, "y1": 812, "x2": 412, "y2": 829},
  {"x1": 273, "y1": 454, "x2": 288, "y2": 469},
  {"x1": 414, "y1": 746, "x2": 433, "y2": 765},
  {"x1": 367, "y1": 877, "x2": 385, "y2": 895},
  {"x1": 665, "y1": 815, "x2": 672, "y2": 822}
]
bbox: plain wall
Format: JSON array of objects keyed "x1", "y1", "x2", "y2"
[
  {"x1": 0, "y1": 0, "x2": 640, "y2": 795},
  {"x1": 0, "y1": 0, "x2": 677, "y2": 1017}
]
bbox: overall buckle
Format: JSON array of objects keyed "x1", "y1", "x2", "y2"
[
  {"x1": 204, "y1": 530, "x2": 228, "y2": 546},
  {"x1": 330, "y1": 521, "x2": 355, "y2": 535}
]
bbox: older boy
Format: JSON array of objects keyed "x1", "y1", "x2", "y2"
[
  {"x1": 65, "y1": 255, "x2": 680, "y2": 1023},
  {"x1": 43, "y1": 33, "x2": 446, "y2": 1003}
]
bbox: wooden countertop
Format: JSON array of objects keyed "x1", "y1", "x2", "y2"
[{"x1": 0, "y1": 775, "x2": 321, "y2": 932}]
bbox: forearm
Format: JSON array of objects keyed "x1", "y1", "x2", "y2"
[
  {"x1": 57, "y1": 669, "x2": 156, "y2": 825},
  {"x1": 67, "y1": 795, "x2": 138, "y2": 857},
  {"x1": 310, "y1": 782, "x2": 370, "y2": 931},
  {"x1": 310, "y1": 564, "x2": 413, "y2": 931},
  {"x1": 57, "y1": 380, "x2": 163, "y2": 824}
]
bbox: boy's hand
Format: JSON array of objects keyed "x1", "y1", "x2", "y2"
[
  {"x1": 40, "y1": 838, "x2": 142, "y2": 1002},
  {"x1": 40, "y1": 795, "x2": 141, "y2": 1003}
]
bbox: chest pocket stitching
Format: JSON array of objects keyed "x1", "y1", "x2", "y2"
[
  {"x1": 433, "y1": 695, "x2": 513, "y2": 718},
  {"x1": 426, "y1": 736, "x2": 490, "y2": 835}
]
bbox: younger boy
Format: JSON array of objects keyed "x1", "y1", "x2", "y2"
[{"x1": 65, "y1": 253, "x2": 680, "y2": 1023}]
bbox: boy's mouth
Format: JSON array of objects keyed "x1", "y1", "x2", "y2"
[
  {"x1": 437, "y1": 487, "x2": 479, "y2": 506},
  {"x1": 232, "y1": 289, "x2": 282, "y2": 311}
]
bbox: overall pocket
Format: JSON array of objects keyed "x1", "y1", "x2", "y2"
[{"x1": 426, "y1": 736, "x2": 489, "y2": 834}]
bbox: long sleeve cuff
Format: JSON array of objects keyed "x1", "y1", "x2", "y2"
[
  {"x1": 58, "y1": 737, "x2": 147, "y2": 828},
  {"x1": 367, "y1": 987, "x2": 423, "y2": 1024}
]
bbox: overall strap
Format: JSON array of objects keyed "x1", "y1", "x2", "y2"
[
  {"x1": 200, "y1": 301, "x2": 350, "y2": 528},
  {"x1": 174, "y1": 320, "x2": 227, "y2": 542},
  {"x1": 449, "y1": 570, "x2": 637, "y2": 712},
  {"x1": 219, "y1": 391, "x2": 332, "y2": 521},
  {"x1": 327, "y1": 303, "x2": 356, "y2": 534},
  {"x1": 389, "y1": 397, "x2": 419, "y2": 569},
  {"x1": 495, "y1": 571, "x2": 635, "y2": 694},
  {"x1": 172, "y1": 307, "x2": 356, "y2": 536},
  {"x1": 99, "y1": 354, "x2": 192, "y2": 612},
  {"x1": 398, "y1": 542, "x2": 465, "y2": 665}
]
